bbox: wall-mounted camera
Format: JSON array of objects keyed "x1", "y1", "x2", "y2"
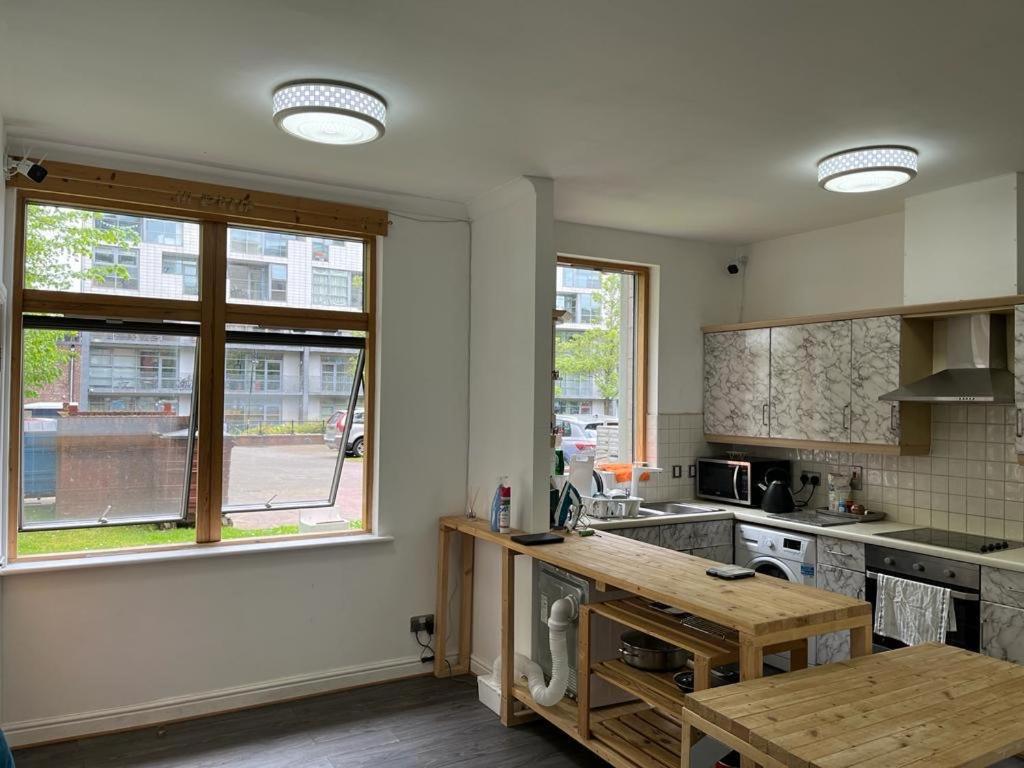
[{"x1": 4, "y1": 155, "x2": 48, "y2": 184}]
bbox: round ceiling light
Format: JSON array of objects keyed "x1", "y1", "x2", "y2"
[
  {"x1": 272, "y1": 80, "x2": 386, "y2": 145},
  {"x1": 817, "y1": 146, "x2": 918, "y2": 193}
]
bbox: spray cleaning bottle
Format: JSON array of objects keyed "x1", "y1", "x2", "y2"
[{"x1": 490, "y1": 476, "x2": 511, "y2": 533}]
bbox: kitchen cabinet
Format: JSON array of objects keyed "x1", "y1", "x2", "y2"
[
  {"x1": 1015, "y1": 305, "x2": 1024, "y2": 456},
  {"x1": 982, "y1": 601, "x2": 1024, "y2": 665},
  {"x1": 817, "y1": 535, "x2": 865, "y2": 572},
  {"x1": 815, "y1": 563, "x2": 867, "y2": 665},
  {"x1": 611, "y1": 525, "x2": 661, "y2": 546},
  {"x1": 982, "y1": 566, "x2": 1024, "y2": 610},
  {"x1": 691, "y1": 544, "x2": 732, "y2": 563},
  {"x1": 850, "y1": 316, "x2": 900, "y2": 446},
  {"x1": 703, "y1": 329, "x2": 770, "y2": 438},
  {"x1": 660, "y1": 520, "x2": 732, "y2": 552},
  {"x1": 770, "y1": 321, "x2": 852, "y2": 442}
]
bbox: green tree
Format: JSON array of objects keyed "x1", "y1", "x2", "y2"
[
  {"x1": 22, "y1": 205, "x2": 138, "y2": 397},
  {"x1": 556, "y1": 273, "x2": 621, "y2": 402}
]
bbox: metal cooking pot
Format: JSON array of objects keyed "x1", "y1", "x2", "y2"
[{"x1": 619, "y1": 630, "x2": 690, "y2": 672}]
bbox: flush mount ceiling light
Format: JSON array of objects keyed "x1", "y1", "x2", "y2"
[
  {"x1": 817, "y1": 145, "x2": 918, "y2": 193},
  {"x1": 272, "y1": 80, "x2": 386, "y2": 145}
]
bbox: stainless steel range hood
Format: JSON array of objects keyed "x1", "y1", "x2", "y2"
[{"x1": 879, "y1": 313, "x2": 1015, "y2": 403}]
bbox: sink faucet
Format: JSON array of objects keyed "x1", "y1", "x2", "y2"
[{"x1": 630, "y1": 464, "x2": 663, "y2": 499}]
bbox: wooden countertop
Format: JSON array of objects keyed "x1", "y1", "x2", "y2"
[
  {"x1": 441, "y1": 516, "x2": 869, "y2": 639},
  {"x1": 683, "y1": 643, "x2": 1024, "y2": 768}
]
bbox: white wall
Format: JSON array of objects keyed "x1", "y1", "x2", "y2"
[
  {"x1": 904, "y1": 174, "x2": 1022, "y2": 304},
  {"x1": 554, "y1": 221, "x2": 741, "y2": 414},
  {"x1": 0, "y1": 144, "x2": 472, "y2": 744},
  {"x1": 740, "y1": 213, "x2": 905, "y2": 322},
  {"x1": 466, "y1": 177, "x2": 555, "y2": 675}
]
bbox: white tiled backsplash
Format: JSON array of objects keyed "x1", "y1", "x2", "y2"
[{"x1": 638, "y1": 406, "x2": 1024, "y2": 542}]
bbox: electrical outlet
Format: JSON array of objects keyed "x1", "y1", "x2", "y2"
[
  {"x1": 800, "y1": 470, "x2": 821, "y2": 488},
  {"x1": 688, "y1": 464, "x2": 696, "y2": 478},
  {"x1": 672, "y1": 465, "x2": 682, "y2": 479},
  {"x1": 410, "y1": 614, "x2": 435, "y2": 635}
]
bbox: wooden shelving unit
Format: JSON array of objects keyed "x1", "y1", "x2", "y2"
[
  {"x1": 591, "y1": 708, "x2": 683, "y2": 768},
  {"x1": 592, "y1": 659, "x2": 686, "y2": 715}
]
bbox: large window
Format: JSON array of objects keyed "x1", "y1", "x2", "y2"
[
  {"x1": 11, "y1": 186, "x2": 379, "y2": 561},
  {"x1": 553, "y1": 258, "x2": 647, "y2": 464}
]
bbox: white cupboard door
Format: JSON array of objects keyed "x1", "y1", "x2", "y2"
[
  {"x1": 851, "y1": 316, "x2": 901, "y2": 445},
  {"x1": 770, "y1": 321, "x2": 852, "y2": 442},
  {"x1": 703, "y1": 329, "x2": 771, "y2": 438},
  {"x1": 1015, "y1": 306, "x2": 1024, "y2": 456}
]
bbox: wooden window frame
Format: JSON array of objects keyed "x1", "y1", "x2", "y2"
[
  {"x1": 555, "y1": 254, "x2": 649, "y2": 463},
  {"x1": 6, "y1": 162, "x2": 385, "y2": 561}
]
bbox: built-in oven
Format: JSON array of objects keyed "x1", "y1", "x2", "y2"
[
  {"x1": 864, "y1": 545, "x2": 980, "y2": 652},
  {"x1": 696, "y1": 457, "x2": 791, "y2": 507}
]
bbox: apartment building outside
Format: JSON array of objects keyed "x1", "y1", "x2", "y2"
[
  {"x1": 554, "y1": 265, "x2": 615, "y2": 417},
  {"x1": 71, "y1": 213, "x2": 364, "y2": 432}
]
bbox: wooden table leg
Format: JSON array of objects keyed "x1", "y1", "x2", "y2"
[
  {"x1": 693, "y1": 656, "x2": 711, "y2": 692},
  {"x1": 434, "y1": 525, "x2": 451, "y2": 678},
  {"x1": 577, "y1": 605, "x2": 592, "y2": 740},
  {"x1": 738, "y1": 639, "x2": 763, "y2": 768},
  {"x1": 455, "y1": 533, "x2": 475, "y2": 676},
  {"x1": 790, "y1": 639, "x2": 809, "y2": 671},
  {"x1": 500, "y1": 548, "x2": 516, "y2": 725},
  {"x1": 680, "y1": 716, "x2": 697, "y2": 768},
  {"x1": 850, "y1": 618, "x2": 873, "y2": 658}
]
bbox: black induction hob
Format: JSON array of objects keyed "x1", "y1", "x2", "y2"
[{"x1": 876, "y1": 527, "x2": 1024, "y2": 554}]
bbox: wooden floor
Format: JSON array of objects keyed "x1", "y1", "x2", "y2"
[
  {"x1": 12, "y1": 675, "x2": 608, "y2": 768},
  {"x1": 13, "y1": 673, "x2": 1024, "y2": 767}
]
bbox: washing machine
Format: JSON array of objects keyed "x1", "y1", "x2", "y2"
[{"x1": 734, "y1": 522, "x2": 817, "y2": 668}]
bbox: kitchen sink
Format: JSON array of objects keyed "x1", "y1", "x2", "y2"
[{"x1": 637, "y1": 502, "x2": 726, "y2": 517}]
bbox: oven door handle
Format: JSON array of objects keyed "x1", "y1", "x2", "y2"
[{"x1": 865, "y1": 571, "x2": 980, "y2": 602}]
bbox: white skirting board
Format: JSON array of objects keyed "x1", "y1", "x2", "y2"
[{"x1": 3, "y1": 655, "x2": 432, "y2": 748}]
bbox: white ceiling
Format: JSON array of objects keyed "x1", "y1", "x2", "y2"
[{"x1": 2, "y1": 0, "x2": 1024, "y2": 243}]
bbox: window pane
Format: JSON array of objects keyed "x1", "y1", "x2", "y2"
[
  {"x1": 221, "y1": 330, "x2": 365, "y2": 536},
  {"x1": 226, "y1": 226, "x2": 365, "y2": 311},
  {"x1": 554, "y1": 265, "x2": 636, "y2": 463},
  {"x1": 25, "y1": 203, "x2": 200, "y2": 300},
  {"x1": 20, "y1": 327, "x2": 197, "y2": 541}
]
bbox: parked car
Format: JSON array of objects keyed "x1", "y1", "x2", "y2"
[
  {"x1": 557, "y1": 417, "x2": 618, "y2": 461},
  {"x1": 324, "y1": 409, "x2": 365, "y2": 456}
]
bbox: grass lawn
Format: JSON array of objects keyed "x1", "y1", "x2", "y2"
[{"x1": 18, "y1": 523, "x2": 304, "y2": 556}]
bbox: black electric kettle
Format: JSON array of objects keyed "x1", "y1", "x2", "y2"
[{"x1": 759, "y1": 467, "x2": 795, "y2": 514}]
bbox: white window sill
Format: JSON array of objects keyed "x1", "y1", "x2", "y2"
[{"x1": 1, "y1": 532, "x2": 394, "y2": 575}]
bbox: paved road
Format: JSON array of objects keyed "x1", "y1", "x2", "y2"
[{"x1": 224, "y1": 442, "x2": 363, "y2": 530}]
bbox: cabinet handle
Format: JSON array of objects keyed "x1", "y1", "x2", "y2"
[
  {"x1": 842, "y1": 404, "x2": 850, "y2": 430},
  {"x1": 890, "y1": 403, "x2": 898, "y2": 433},
  {"x1": 762, "y1": 403, "x2": 769, "y2": 426},
  {"x1": 825, "y1": 549, "x2": 853, "y2": 558},
  {"x1": 1007, "y1": 586, "x2": 1024, "y2": 594},
  {"x1": 1017, "y1": 408, "x2": 1023, "y2": 439}
]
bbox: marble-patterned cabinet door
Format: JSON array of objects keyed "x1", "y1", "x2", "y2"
[
  {"x1": 815, "y1": 563, "x2": 867, "y2": 664},
  {"x1": 770, "y1": 321, "x2": 852, "y2": 443},
  {"x1": 982, "y1": 601, "x2": 1024, "y2": 665},
  {"x1": 703, "y1": 329, "x2": 771, "y2": 438},
  {"x1": 1015, "y1": 306, "x2": 1024, "y2": 456},
  {"x1": 851, "y1": 316, "x2": 900, "y2": 445}
]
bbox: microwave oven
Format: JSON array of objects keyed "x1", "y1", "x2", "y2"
[{"x1": 695, "y1": 457, "x2": 791, "y2": 507}]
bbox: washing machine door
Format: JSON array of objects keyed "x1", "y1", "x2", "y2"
[{"x1": 746, "y1": 556, "x2": 799, "y2": 582}]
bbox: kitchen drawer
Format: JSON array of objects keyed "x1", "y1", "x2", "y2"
[
  {"x1": 691, "y1": 544, "x2": 733, "y2": 564},
  {"x1": 660, "y1": 524, "x2": 694, "y2": 551},
  {"x1": 982, "y1": 566, "x2": 1024, "y2": 610},
  {"x1": 982, "y1": 601, "x2": 1024, "y2": 665},
  {"x1": 612, "y1": 525, "x2": 661, "y2": 546},
  {"x1": 817, "y1": 535, "x2": 865, "y2": 572}
]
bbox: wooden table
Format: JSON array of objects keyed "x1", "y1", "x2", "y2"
[
  {"x1": 681, "y1": 643, "x2": 1024, "y2": 768},
  {"x1": 435, "y1": 515, "x2": 874, "y2": 767}
]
